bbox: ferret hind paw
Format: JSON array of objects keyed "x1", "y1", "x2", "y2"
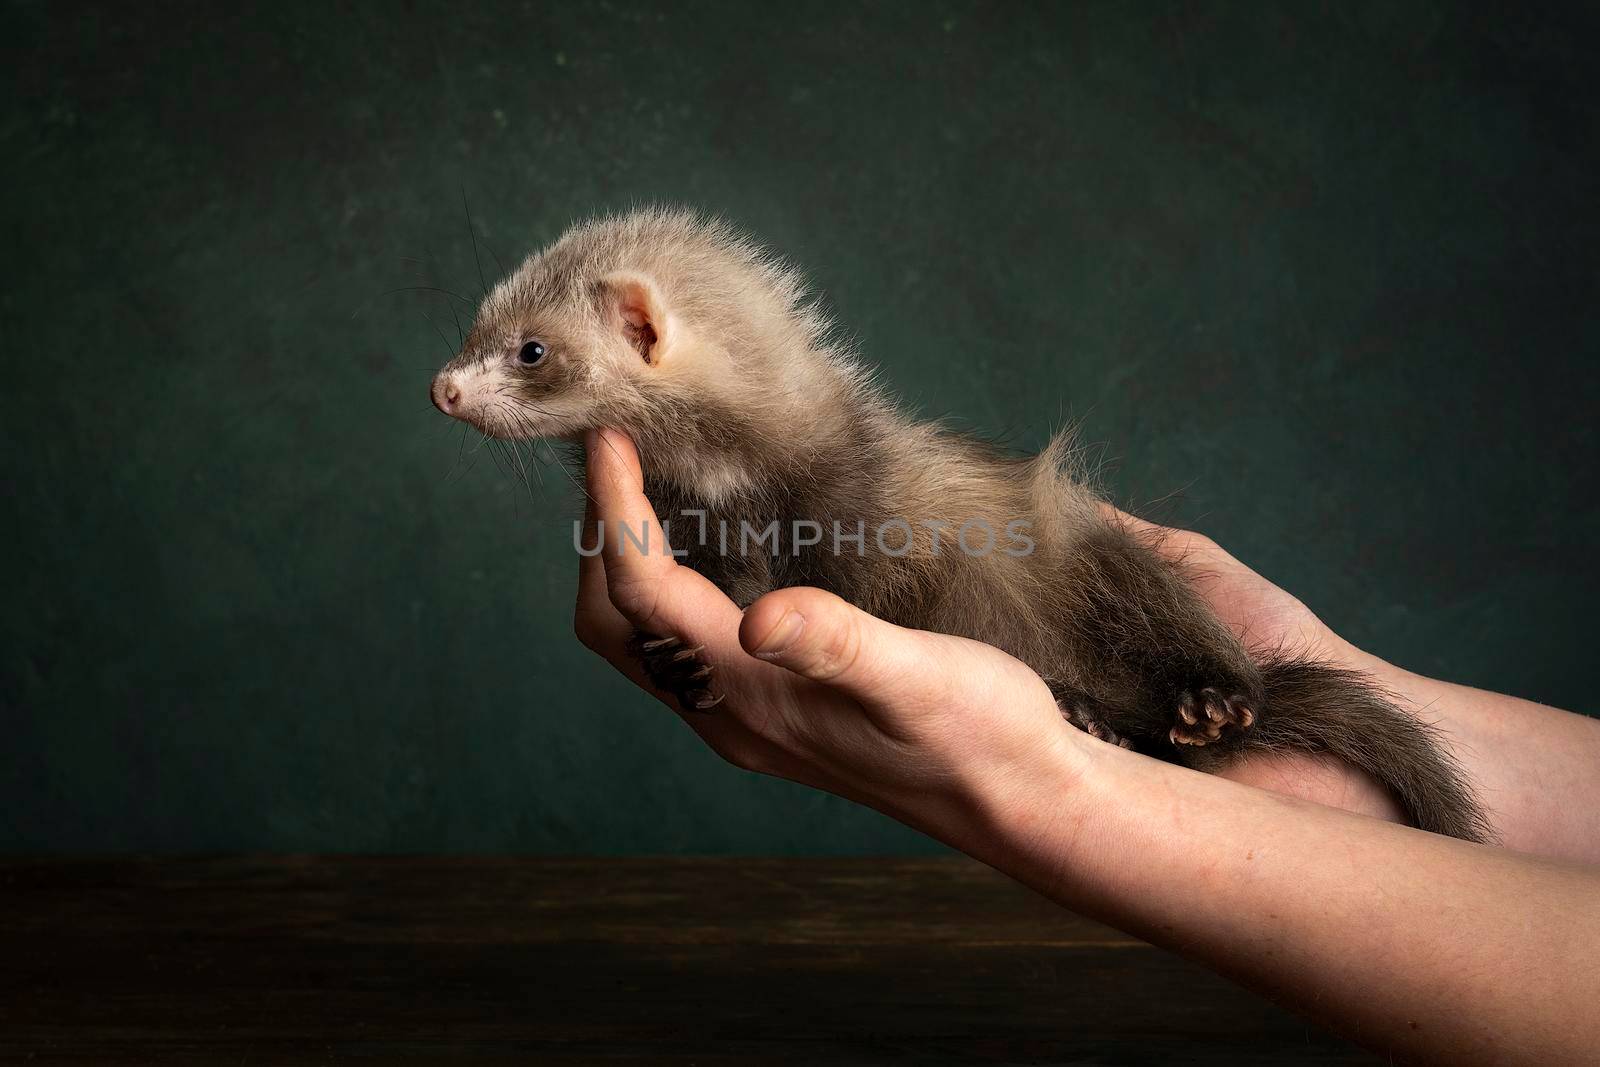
[
  {"x1": 625, "y1": 630, "x2": 724, "y2": 713},
  {"x1": 1169, "y1": 687, "x2": 1255, "y2": 746}
]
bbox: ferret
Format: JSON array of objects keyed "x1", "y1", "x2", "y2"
[{"x1": 428, "y1": 208, "x2": 1490, "y2": 843}]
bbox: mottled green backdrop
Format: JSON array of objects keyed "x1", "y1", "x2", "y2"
[{"x1": 4, "y1": 2, "x2": 1596, "y2": 851}]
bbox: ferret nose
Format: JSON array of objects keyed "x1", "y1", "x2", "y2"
[{"x1": 431, "y1": 372, "x2": 462, "y2": 415}]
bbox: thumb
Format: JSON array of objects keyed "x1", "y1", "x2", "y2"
[{"x1": 738, "y1": 587, "x2": 930, "y2": 706}]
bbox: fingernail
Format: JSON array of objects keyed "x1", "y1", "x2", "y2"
[{"x1": 753, "y1": 610, "x2": 806, "y2": 658}]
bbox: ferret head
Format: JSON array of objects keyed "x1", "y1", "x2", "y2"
[{"x1": 429, "y1": 209, "x2": 830, "y2": 452}]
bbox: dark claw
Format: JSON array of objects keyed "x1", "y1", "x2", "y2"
[
  {"x1": 1177, "y1": 690, "x2": 1199, "y2": 725},
  {"x1": 628, "y1": 630, "x2": 723, "y2": 714},
  {"x1": 1059, "y1": 696, "x2": 1130, "y2": 748}
]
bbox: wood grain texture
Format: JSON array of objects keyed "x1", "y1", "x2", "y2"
[{"x1": 0, "y1": 856, "x2": 1371, "y2": 1064}]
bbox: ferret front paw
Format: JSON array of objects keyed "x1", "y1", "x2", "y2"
[
  {"x1": 626, "y1": 630, "x2": 724, "y2": 713},
  {"x1": 1169, "y1": 687, "x2": 1256, "y2": 746},
  {"x1": 1060, "y1": 697, "x2": 1133, "y2": 749}
]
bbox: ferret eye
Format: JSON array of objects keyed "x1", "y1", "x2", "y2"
[{"x1": 517, "y1": 340, "x2": 546, "y2": 366}]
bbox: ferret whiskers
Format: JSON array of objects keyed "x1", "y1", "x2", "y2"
[{"x1": 462, "y1": 188, "x2": 488, "y2": 300}]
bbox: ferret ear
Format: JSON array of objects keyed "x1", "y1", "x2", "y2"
[{"x1": 601, "y1": 272, "x2": 677, "y2": 367}]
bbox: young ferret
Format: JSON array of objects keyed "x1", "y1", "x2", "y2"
[{"x1": 429, "y1": 208, "x2": 1490, "y2": 842}]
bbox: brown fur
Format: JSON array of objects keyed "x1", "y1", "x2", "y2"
[{"x1": 431, "y1": 208, "x2": 1492, "y2": 843}]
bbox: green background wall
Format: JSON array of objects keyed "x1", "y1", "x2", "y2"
[{"x1": 4, "y1": 2, "x2": 1596, "y2": 852}]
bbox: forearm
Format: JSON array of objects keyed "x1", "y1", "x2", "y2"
[
  {"x1": 1340, "y1": 645, "x2": 1600, "y2": 862},
  {"x1": 582, "y1": 430, "x2": 1600, "y2": 1060},
  {"x1": 935, "y1": 737, "x2": 1600, "y2": 1064}
]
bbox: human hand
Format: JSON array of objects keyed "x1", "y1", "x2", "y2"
[
  {"x1": 568, "y1": 432, "x2": 1600, "y2": 1065},
  {"x1": 1106, "y1": 508, "x2": 1356, "y2": 668},
  {"x1": 1104, "y1": 507, "x2": 1406, "y2": 820},
  {"x1": 571, "y1": 428, "x2": 1089, "y2": 838},
  {"x1": 575, "y1": 426, "x2": 1403, "y2": 827}
]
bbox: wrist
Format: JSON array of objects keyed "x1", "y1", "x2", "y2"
[
  {"x1": 935, "y1": 725, "x2": 1114, "y2": 880},
  {"x1": 1330, "y1": 641, "x2": 1436, "y2": 701},
  {"x1": 1309, "y1": 630, "x2": 1434, "y2": 703}
]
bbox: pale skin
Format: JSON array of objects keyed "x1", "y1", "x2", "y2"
[{"x1": 573, "y1": 428, "x2": 1600, "y2": 1064}]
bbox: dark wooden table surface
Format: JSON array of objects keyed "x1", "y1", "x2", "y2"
[{"x1": 0, "y1": 856, "x2": 1370, "y2": 1064}]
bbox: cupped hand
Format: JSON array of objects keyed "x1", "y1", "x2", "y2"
[
  {"x1": 1103, "y1": 509, "x2": 1404, "y2": 820},
  {"x1": 574, "y1": 428, "x2": 1402, "y2": 828},
  {"x1": 571, "y1": 429, "x2": 1086, "y2": 834}
]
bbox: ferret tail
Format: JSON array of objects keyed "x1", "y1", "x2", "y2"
[{"x1": 1252, "y1": 656, "x2": 1493, "y2": 843}]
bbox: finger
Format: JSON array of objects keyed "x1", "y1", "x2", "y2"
[
  {"x1": 573, "y1": 480, "x2": 632, "y2": 658},
  {"x1": 585, "y1": 428, "x2": 744, "y2": 645},
  {"x1": 582, "y1": 429, "x2": 765, "y2": 744},
  {"x1": 577, "y1": 434, "x2": 758, "y2": 765},
  {"x1": 1096, "y1": 500, "x2": 1242, "y2": 574},
  {"x1": 738, "y1": 586, "x2": 941, "y2": 709}
]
